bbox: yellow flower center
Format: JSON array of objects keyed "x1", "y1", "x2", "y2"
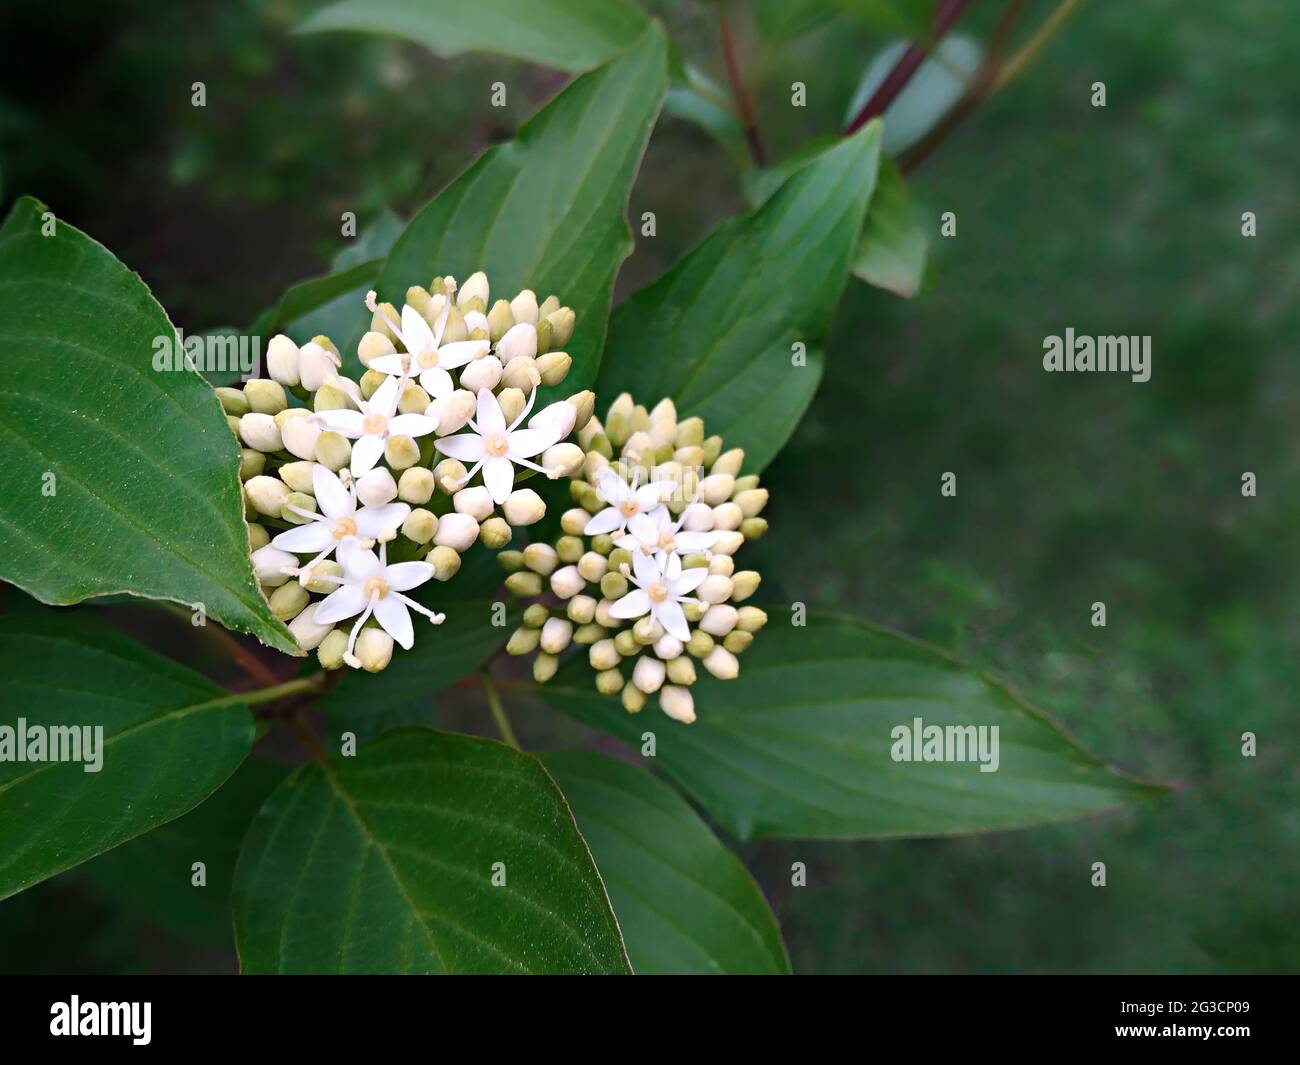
[
  {"x1": 332, "y1": 517, "x2": 358, "y2": 540},
  {"x1": 485, "y1": 432, "x2": 510, "y2": 457},
  {"x1": 619, "y1": 499, "x2": 639, "y2": 518},
  {"x1": 648, "y1": 582, "x2": 669, "y2": 604},
  {"x1": 362, "y1": 413, "x2": 388, "y2": 436},
  {"x1": 417, "y1": 349, "x2": 439, "y2": 369},
  {"x1": 363, "y1": 577, "x2": 390, "y2": 600},
  {"x1": 657, "y1": 531, "x2": 675, "y2": 551}
]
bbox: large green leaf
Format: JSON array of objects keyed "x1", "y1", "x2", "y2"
[
  {"x1": 232, "y1": 728, "x2": 630, "y2": 973},
  {"x1": 0, "y1": 609, "x2": 257, "y2": 899},
  {"x1": 853, "y1": 158, "x2": 929, "y2": 297},
  {"x1": 540, "y1": 611, "x2": 1165, "y2": 841},
  {"x1": 378, "y1": 24, "x2": 668, "y2": 396},
  {"x1": 598, "y1": 123, "x2": 883, "y2": 472},
  {"x1": 542, "y1": 750, "x2": 790, "y2": 974},
  {"x1": 298, "y1": 0, "x2": 650, "y2": 73},
  {"x1": 0, "y1": 197, "x2": 296, "y2": 653},
  {"x1": 320, "y1": 598, "x2": 515, "y2": 742}
]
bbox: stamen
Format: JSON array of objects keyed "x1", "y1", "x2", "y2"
[{"x1": 397, "y1": 594, "x2": 445, "y2": 625}]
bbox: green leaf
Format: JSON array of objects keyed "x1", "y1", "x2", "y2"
[
  {"x1": 826, "y1": 0, "x2": 934, "y2": 38},
  {"x1": 298, "y1": 0, "x2": 650, "y2": 73},
  {"x1": 378, "y1": 24, "x2": 668, "y2": 397},
  {"x1": 540, "y1": 611, "x2": 1165, "y2": 841},
  {"x1": 664, "y1": 64, "x2": 748, "y2": 164},
  {"x1": 320, "y1": 598, "x2": 515, "y2": 742},
  {"x1": 0, "y1": 197, "x2": 296, "y2": 653},
  {"x1": 0, "y1": 608, "x2": 258, "y2": 899},
  {"x1": 83, "y1": 758, "x2": 288, "y2": 949},
  {"x1": 542, "y1": 750, "x2": 790, "y2": 974},
  {"x1": 598, "y1": 123, "x2": 883, "y2": 472},
  {"x1": 853, "y1": 157, "x2": 930, "y2": 297},
  {"x1": 233, "y1": 728, "x2": 630, "y2": 973}
]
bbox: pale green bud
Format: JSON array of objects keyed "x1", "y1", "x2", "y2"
[
  {"x1": 711, "y1": 530, "x2": 745, "y2": 555},
  {"x1": 589, "y1": 638, "x2": 621, "y2": 671},
  {"x1": 480, "y1": 516, "x2": 512, "y2": 548},
  {"x1": 433, "y1": 458, "x2": 467, "y2": 494},
  {"x1": 239, "y1": 412, "x2": 282, "y2": 453},
  {"x1": 702, "y1": 435, "x2": 723, "y2": 467},
  {"x1": 697, "y1": 574, "x2": 734, "y2": 604},
  {"x1": 402, "y1": 508, "x2": 438, "y2": 545},
  {"x1": 359, "y1": 368, "x2": 387, "y2": 400},
  {"x1": 599, "y1": 571, "x2": 628, "y2": 600},
  {"x1": 556, "y1": 535, "x2": 584, "y2": 564},
  {"x1": 398, "y1": 383, "x2": 431, "y2": 414},
  {"x1": 591, "y1": 532, "x2": 615, "y2": 555},
  {"x1": 510, "y1": 288, "x2": 539, "y2": 325},
  {"x1": 498, "y1": 550, "x2": 525, "y2": 573},
  {"x1": 594, "y1": 599, "x2": 617, "y2": 628},
  {"x1": 288, "y1": 607, "x2": 333, "y2": 651},
  {"x1": 398, "y1": 467, "x2": 435, "y2": 505},
  {"x1": 535, "y1": 351, "x2": 572, "y2": 387},
  {"x1": 384, "y1": 435, "x2": 420, "y2": 470},
  {"x1": 673, "y1": 444, "x2": 705, "y2": 469},
  {"x1": 607, "y1": 548, "x2": 632, "y2": 572},
  {"x1": 244, "y1": 378, "x2": 287, "y2": 415},
  {"x1": 405, "y1": 285, "x2": 432, "y2": 315},
  {"x1": 571, "y1": 480, "x2": 602, "y2": 513},
  {"x1": 302, "y1": 559, "x2": 343, "y2": 594},
  {"x1": 505, "y1": 571, "x2": 543, "y2": 598},
  {"x1": 523, "y1": 543, "x2": 558, "y2": 576},
  {"x1": 578, "y1": 415, "x2": 605, "y2": 450},
  {"x1": 703, "y1": 645, "x2": 739, "y2": 680},
  {"x1": 595, "y1": 668, "x2": 624, "y2": 696},
  {"x1": 613, "y1": 629, "x2": 639, "y2": 657},
  {"x1": 686, "y1": 630, "x2": 715, "y2": 658},
  {"x1": 674, "y1": 416, "x2": 705, "y2": 448},
  {"x1": 428, "y1": 545, "x2": 462, "y2": 581},
  {"x1": 741, "y1": 517, "x2": 768, "y2": 540},
  {"x1": 534, "y1": 318, "x2": 554, "y2": 355},
  {"x1": 487, "y1": 299, "x2": 515, "y2": 342},
  {"x1": 245, "y1": 475, "x2": 290, "y2": 517},
  {"x1": 281, "y1": 491, "x2": 316, "y2": 525},
  {"x1": 227, "y1": 415, "x2": 243, "y2": 435},
  {"x1": 247, "y1": 523, "x2": 270, "y2": 551},
  {"x1": 560, "y1": 507, "x2": 591, "y2": 536},
  {"x1": 239, "y1": 449, "x2": 265, "y2": 481},
  {"x1": 545, "y1": 307, "x2": 576, "y2": 347},
  {"x1": 523, "y1": 604, "x2": 550, "y2": 628},
  {"x1": 318, "y1": 628, "x2": 348, "y2": 670},
  {"x1": 540, "y1": 617, "x2": 573, "y2": 654},
  {"x1": 355, "y1": 627, "x2": 394, "y2": 672},
  {"x1": 730, "y1": 571, "x2": 761, "y2": 602},
  {"x1": 269, "y1": 581, "x2": 309, "y2": 622},
  {"x1": 723, "y1": 630, "x2": 754, "y2": 654},
  {"x1": 502, "y1": 488, "x2": 545, "y2": 527},
  {"x1": 497, "y1": 387, "x2": 526, "y2": 425},
  {"x1": 216, "y1": 386, "x2": 250, "y2": 416},
  {"x1": 666, "y1": 656, "x2": 697, "y2": 686},
  {"x1": 621, "y1": 681, "x2": 646, "y2": 714},
  {"x1": 573, "y1": 622, "x2": 606, "y2": 645},
  {"x1": 458, "y1": 271, "x2": 489, "y2": 309},
  {"x1": 357, "y1": 330, "x2": 396, "y2": 368},
  {"x1": 708, "y1": 554, "x2": 735, "y2": 576},
  {"x1": 682, "y1": 553, "x2": 710, "y2": 570},
  {"x1": 280, "y1": 413, "x2": 321, "y2": 460},
  {"x1": 274, "y1": 461, "x2": 312, "y2": 494},
  {"x1": 538, "y1": 294, "x2": 561, "y2": 319},
  {"x1": 565, "y1": 594, "x2": 596, "y2": 625},
  {"x1": 313, "y1": 383, "x2": 351, "y2": 411},
  {"x1": 660, "y1": 685, "x2": 696, "y2": 723},
  {"x1": 315, "y1": 431, "x2": 351, "y2": 471},
  {"x1": 533, "y1": 652, "x2": 559, "y2": 684},
  {"x1": 736, "y1": 606, "x2": 768, "y2": 632},
  {"x1": 700, "y1": 473, "x2": 735, "y2": 506},
  {"x1": 507, "y1": 626, "x2": 541, "y2": 655},
  {"x1": 565, "y1": 390, "x2": 596, "y2": 434},
  {"x1": 500, "y1": 355, "x2": 541, "y2": 392},
  {"x1": 734, "y1": 474, "x2": 761, "y2": 493},
  {"x1": 712, "y1": 502, "x2": 743, "y2": 531},
  {"x1": 712, "y1": 448, "x2": 745, "y2": 478},
  {"x1": 370, "y1": 302, "x2": 400, "y2": 343},
  {"x1": 632, "y1": 616, "x2": 664, "y2": 645},
  {"x1": 542, "y1": 443, "x2": 584, "y2": 479},
  {"x1": 682, "y1": 600, "x2": 704, "y2": 624}
]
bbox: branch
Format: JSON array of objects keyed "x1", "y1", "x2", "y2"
[
  {"x1": 480, "y1": 668, "x2": 521, "y2": 750},
  {"x1": 720, "y1": 1, "x2": 767, "y2": 166}
]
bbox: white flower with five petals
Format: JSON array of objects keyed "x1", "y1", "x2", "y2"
[
  {"x1": 312, "y1": 541, "x2": 444, "y2": 667},
  {"x1": 311, "y1": 375, "x2": 437, "y2": 478},
  {"x1": 584, "y1": 466, "x2": 674, "y2": 537},
  {"x1": 614, "y1": 505, "x2": 717, "y2": 564},
  {"x1": 270, "y1": 466, "x2": 409, "y2": 581},
  {"x1": 434, "y1": 388, "x2": 568, "y2": 504},
  {"x1": 365, "y1": 292, "x2": 490, "y2": 399},
  {"x1": 608, "y1": 550, "x2": 707, "y2": 643}
]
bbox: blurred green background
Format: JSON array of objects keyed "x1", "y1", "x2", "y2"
[{"x1": 1, "y1": 0, "x2": 1295, "y2": 973}]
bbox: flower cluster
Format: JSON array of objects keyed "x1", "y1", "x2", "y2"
[
  {"x1": 220, "y1": 272, "x2": 593, "y2": 670},
  {"x1": 500, "y1": 393, "x2": 769, "y2": 723}
]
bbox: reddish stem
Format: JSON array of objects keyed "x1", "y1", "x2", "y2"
[{"x1": 720, "y1": 2, "x2": 767, "y2": 166}]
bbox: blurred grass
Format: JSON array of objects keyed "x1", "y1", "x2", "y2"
[{"x1": 1, "y1": 0, "x2": 1296, "y2": 973}]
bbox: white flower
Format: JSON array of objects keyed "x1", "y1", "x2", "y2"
[
  {"x1": 434, "y1": 388, "x2": 567, "y2": 504},
  {"x1": 608, "y1": 550, "x2": 707, "y2": 642},
  {"x1": 365, "y1": 292, "x2": 489, "y2": 399},
  {"x1": 298, "y1": 341, "x2": 343, "y2": 393},
  {"x1": 311, "y1": 375, "x2": 437, "y2": 478},
  {"x1": 312, "y1": 540, "x2": 444, "y2": 667},
  {"x1": 583, "y1": 466, "x2": 674, "y2": 537},
  {"x1": 614, "y1": 505, "x2": 716, "y2": 564},
  {"x1": 271, "y1": 466, "x2": 409, "y2": 580}
]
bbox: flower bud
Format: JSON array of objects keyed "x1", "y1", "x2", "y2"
[
  {"x1": 244, "y1": 378, "x2": 287, "y2": 416},
  {"x1": 523, "y1": 603, "x2": 550, "y2": 628},
  {"x1": 697, "y1": 574, "x2": 734, "y2": 604},
  {"x1": 731, "y1": 571, "x2": 762, "y2": 602},
  {"x1": 460, "y1": 355, "x2": 503, "y2": 393},
  {"x1": 598, "y1": 570, "x2": 628, "y2": 600},
  {"x1": 673, "y1": 417, "x2": 704, "y2": 448},
  {"x1": 621, "y1": 430, "x2": 654, "y2": 465},
  {"x1": 711, "y1": 531, "x2": 745, "y2": 555},
  {"x1": 356, "y1": 467, "x2": 398, "y2": 507},
  {"x1": 398, "y1": 466, "x2": 435, "y2": 504},
  {"x1": 433, "y1": 458, "x2": 467, "y2": 494},
  {"x1": 614, "y1": 629, "x2": 639, "y2": 657},
  {"x1": 660, "y1": 685, "x2": 696, "y2": 724},
  {"x1": 734, "y1": 488, "x2": 768, "y2": 518},
  {"x1": 278, "y1": 461, "x2": 316, "y2": 494},
  {"x1": 589, "y1": 638, "x2": 621, "y2": 671},
  {"x1": 712, "y1": 502, "x2": 743, "y2": 531},
  {"x1": 685, "y1": 630, "x2": 715, "y2": 658},
  {"x1": 708, "y1": 554, "x2": 735, "y2": 576},
  {"x1": 496, "y1": 322, "x2": 537, "y2": 363},
  {"x1": 264, "y1": 335, "x2": 301, "y2": 387},
  {"x1": 397, "y1": 383, "x2": 431, "y2": 415},
  {"x1": 480, "y1": 516, "x2": 512, "y2": 548},
  {"x1": 402, "y1": 508, "x2": 438, "y2": 544},
  {"x1": 429, "y1": 389, "x2": 477, "y2": 435},
  {"x1": 500, "y1": 355, "x2": 541, "y2": 391},
  {"x1": 595, "y1": 669, "x2": 624, "y2": 696},
  {"x1": 458, "y1": 270, "x2": 489, "y2": 309},
  {"x1": 216, "y1": 386, "x2": 250, "y2": 416},
  {"x1": 540, "y1": 617, "x2": 573, "y2": 655},
  {"x1": 573, "y1": 622, "x2": 606, "y2": 645},
  {"x1": 314, "y1": 431, "x2": 351, "y2": 471},
  {"x1": 269, "y1": 581, "x2": 309, "y2": 622},
  {"x1": 252, "y1": 544, "x2": 296, "y2": 586},
  {"x1": 533, "y1": 652, "x2": 558, "y2": 683},
  {"x1": 300, "y1": 341, "x2": 342, "y2": 392},
  {"x1": 509, "y1": 289, "x2": 539, "y2": 325},
  {"x1": 542, "y1": 443, "x2": 584, "y2": 478},
  {"x1": 545, "y1": 307, "x2": 575, "y2": 346},
  {"x1": 548, "y1": 565, "x2": 585, "y2": 599},
  {"x1": 301, "y1": 559, "x2": 342, "y2": 594},
  {"x1": 279, "y1": 414, "x2": 320, "y2": 460},
  {"x1": 594, "y1": 598, "x2": 618, "y2": 628},
  {"x1": 666, "y1": 656, "x2": 697, "y2": 686},
  {"x1": 736, "y1": 606, "x2": 768, "y2": 632},
  {"x1": 239, "y1": 449, "x2": 265, "y2": 481},
  {"x1": 578, "y1": 415, "x2": 604, "y2": 450},
  {"x1": 561, "y1": 508, "x2": 591, "y2": 536},
  {"x1": 507, "y1": 626, "x2": 541, "y2": 655},
  {"x1": 621, "y1": 681, "x2": 646, "y2": 714},
  {"x1": 281, "y1": 491, "x2": 316, "y2": 525},
  {"x1": 247, "y1": 523, "x2": 270, "y2": 551},
  {"x1": 502, "y1": 488, "x2": 545, "y2": 526},
  {"x1": 723, "y1": 630, "x2": 754, "y2": 654},
  {"x1": 287, "y1": 607, "x2": 332, "y2": 651},
  {"x1": 369, "y1": 302, "x2": 400, "y2": 344},
  {"x1": 487, "y1": 299, "x2": 515, "y2": 341},
  {"x1": 682, "y1": 599, "x2": 704, "y2": 624},
  {"x1": 428, "y1": 545, "x2": 461, "y2": 581},
  {"x1": 313, "y1": 383, "x2": 351, "y2": 411},
  {"x1": 453, "y1": 485, "x2": 494, "y2": 521},
  {"x1": 434, "y1": 512, "x2": 479, "y2": 551},
  {"x1": 355, "y1": 627, "x2": 394, "y2": 672},
  {"x1": 357, "y1": 330, "x2": 396, "y2": 368},
  {"x1": 703, "y1": 645, "x2": 740, "y2": 680},
  {"x1": 632, "y1": 655, "x2": 666, "y2": 694},
  {"x1": 700, "y1": 473, "x2": 735, "y2": 506},
  {"x1": 701, "y1": 435, "x2": 723, "y2": 467},
  {"x1": 318, "y1": 628, "x2": 348, "y2": 670},
  {"x1": 245, "y1": 475, "x2": 290, "y2": 517},
  {"x1": 497, "y1": 387, "x2": 526, "y2": 425},
  {"x1": 653, "y1": 634, "x2": 683, "y2": 660},
  {"x1": 239, "y1": 413, "x2": 282, "y2": 453},
  {"x1": 498, "y1": 550, "x2": 525, "y2": 572},
  {"x1": 700, "y1": 604, "x2": 738, "y2": 636},
  {"x1": 634, "y1": 617, "x2": 664, "y2": 646},
  {"x1": 566, "y1": 594, "x2": 596, "y2": 624},
  {"x1": 539, "y1": 294, "x2": 560, "y2": 318},
  {"x1": 741, "y1": 517, "x2": 768, "y2": 540},
  {"x1": 440, "y1": 304, "x2": 469, "y2": 343},
  {"x1": 535, "y1": 351, "x2": 571, "y2": 387},
  {"x1": 359, "y1": 369, "x2": 386, "y2": 400},
  {"x1": 522, "y1": 543, "x2": 558, "y2": 576},
  {"x1": 505, "y1": 571, "x2": 543, "y2": 597}
]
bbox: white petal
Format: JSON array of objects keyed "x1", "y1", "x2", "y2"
[
  {"x1": 368, "y1": 353, "x2": 410, "y2": 377},
  {"x1": 657, "y1": 599, "x2": 690, "y2": 642},
  {"x1": 635, "y1": 481, "x2": 671, "y2": 510},
  {"x1": 313, "y1": 584, "x2": 368, "y2": 625},
  {"x1": 350, "y1": 434, "x2": 385, "y2": 477},
  {"x1": 504, "y1": 427, "x2": 552, "y2": 459},
  {"x1": 271, "y1": 521, "x2": 335, "y2": 553},
  {"x1": 389, "y1": 413, "x2": 437, "y2": 438},
  {"x1": 384, "y1": 561, "x2": 434, "y2": 592},
  {"x1": 435, "y1": 432, "x2": 486, "y2": 462},
  {"x1": 632, "y1": 548, "x2": 663, "y2": 588},
  {"x1": 483, "y1": 455, "x2": 515, "y2": 504},
  {"x1": 338, "y1": 542, "x2": 382, "y2": 579},
  {"x1": 672, "y1": 566, "x2": 709, "y2": 595},
  {"x1": 527, "y1": 401, "x2": 576, "y2": 445},
  {"x1": 675, "y1": 530, "x2": 717, "y2": 553},
  {"x1": 314, "y1": 409, "x2": 365, "y2": 438},
  {"x1": 436, "y1": 340, "x2": 490, "y2": 368},
  {"x1": 583, "y1": 506, "x2": 624, "y2": 536},
  {"x1": 418, "y1": 366, "x2": 455, "y2": 399},
  {"x1": 312, "y1": 465, "x2": 353, "y2": 519},
  {"x1": 612, "y1": 534, "x2": 639, "y2": 553},
  {"x1": 608, "y1": 588, "x2": 651, "y2": 620},
  {"x1": 374, "y1": 596, "x2": 415, "y2": 649},
  {"x1": 475, "y1": 387, "x2": 506, "y2": 434},
  {"x1": 626, "y1": 510, "x2": 661, "y2": 545},
  {"x1": 402, "y1": 305, "x2": 435, "y2": 356},
  {"x1": 370, "y1": 375, "x2": 401, "y2": 415},
  {"x1": 353, "y1": 503, "x2": 410, "y2": 539}
]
